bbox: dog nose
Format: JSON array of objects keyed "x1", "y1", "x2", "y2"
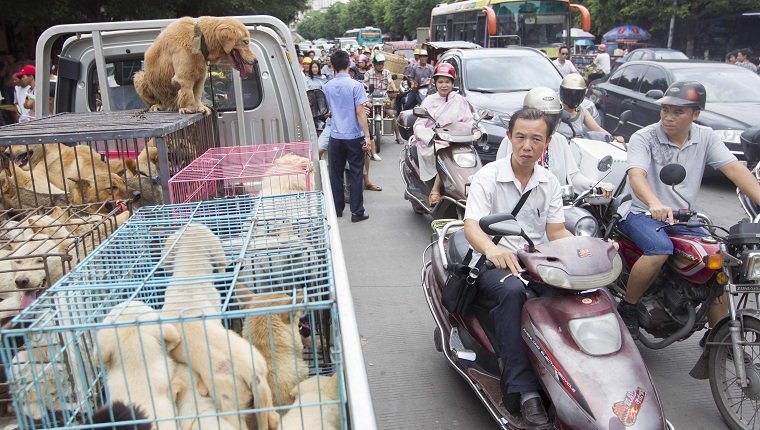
[
  {"x1": 132, "y1": 190, "x2": 142, "y2": 202},
  {"x1": 15, "y1": 276, "x2": 30, "y2": 289}
]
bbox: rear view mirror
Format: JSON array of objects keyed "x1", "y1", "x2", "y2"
[
  {"x1": 645, "y1": 89, "x2": 664, "y2": 99},
  {"x1": 619, "y1": 110, "x2": 632, "y2": 123},
  {"x1": 659, "y1": 164, "x2": 686, "y2": 186},
  {"x1": 597, "y1": 155, "x2": 613, "y2": 172},
  {"x1": 478, "y1": 214, "x2": 521, "y2": 236},
  {"x1": 392, "y1": 74, "x2": 399, "y2": 80},
  {"x1": 413, "y1": 106, "x2": 430, "y2": 118},
  {"x1": 479, "y1": 110, "x2": 495, "y2": 121},
  {"x1": 368, "y1": 84, "x2": 375, "y2": 93}
]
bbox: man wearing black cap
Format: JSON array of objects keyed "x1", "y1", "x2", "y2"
[{"x1": 617, "y1": 81, "x2": 760, "y2": 337}]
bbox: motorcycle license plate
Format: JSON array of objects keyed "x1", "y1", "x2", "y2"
[{"x1": 733, "y1": 284, "x2": 760, "y2": 293}]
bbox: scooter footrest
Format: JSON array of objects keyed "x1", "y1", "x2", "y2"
[{"x1": 450, "y1": 327, "x2": 476, "y2": 361}]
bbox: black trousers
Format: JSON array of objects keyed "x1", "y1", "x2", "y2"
[
  {"x1": 328, "y1": 136, "x2": 365, "y2": 217},
  {"x1": 477, "y1": 268, "x2": 550, "y2": 397}
]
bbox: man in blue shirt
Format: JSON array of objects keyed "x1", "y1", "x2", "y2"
[{"x1": 323, "y1": 50, "x2": 372, "y2": 222}]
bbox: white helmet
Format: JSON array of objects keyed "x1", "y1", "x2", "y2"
[
  {"x1": 523, "y1": 87, "x2": 562, "y2": 133},
  {"x1": 560, "y1": 74, "x2": 587, "y2": 110}
]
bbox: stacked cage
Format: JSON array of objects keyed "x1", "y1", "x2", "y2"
[
  {"x1": 168, "y1": 142, "x2": 313, "y2": 204},
  {"x1": 1, "y1": 194, "x2": 346, "y2": 429},
  {"x1": 0, "y1": 110, "x2": 218, "y2": 210},
  {"x1": 0, "y1": 203, "x2": 127, "y2": 416}
]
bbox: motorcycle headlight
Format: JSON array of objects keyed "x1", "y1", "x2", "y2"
[
  {"x1": 568, "y1": 313, "x2": 622, "y2": 356},
  {"x1": 715, "y1": 129, "x2": 742, "y2": 144},
  {"x1": 453, "y1": 152, "x2": 477, "y2": 168},
  {"x1": 437, "y1": 132, "x2": 452, "y2": 141},
  {"x1": 472, "y1": 129, "x2": 483, "y2": 141},
  {"x1": 744, "y1": 251, "x2": 760, "y2": 280},
  {"x1": 536, "y1": 265, "x2": 572, "y2": 289},
  {"x1": 419, "y1": 87, "x2": 428, "y2": 96},
  {"x1": 574, "y1": 217, "x2": 599, "y2": 237},
  {"x1": 563, "y1": 207, "x2": 599, "y2": 237}
]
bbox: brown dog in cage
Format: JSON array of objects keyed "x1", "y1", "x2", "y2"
[
  {"x1": 4, "y1": 143, "x2": 139, "y2": 209},
  {"x1": 237, "y1": 292, "x2": 309, "y2": 407},
  {"x1": 280, "y1": 373, "x2": 341, "y2": 430},
  {"x1": 133, "y1": 16, "x2": 256, "y2": 114}
]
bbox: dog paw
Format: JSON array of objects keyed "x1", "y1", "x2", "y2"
[{"x1": 148, "y1": 104, "x2": 162, "y2": 112}]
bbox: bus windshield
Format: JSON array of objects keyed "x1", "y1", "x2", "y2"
[
  {"x1": 491, "y1": 1, "x2": 567, "y2": 47},
  {"x1": 360, "y1": 30, "x2": 382, "y2": 46}
]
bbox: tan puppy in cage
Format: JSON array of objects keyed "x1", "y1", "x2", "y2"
[
  {"x1": 96, "y1": 300, "x2": 181, "y2": 430},
  {"x1": 281, "y1": 373, "x2": 341, "y2": 430},
  {"x1": 160, "y1": 223, "x2": 280, "y2": 430}
]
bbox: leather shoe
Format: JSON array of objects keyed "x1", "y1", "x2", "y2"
[
  {"x1": 351, "y1": 213, "x2": 369, "y2": 223},
  {"x1": 521, "y1": 397, "x2": 549, "y2": 427}
]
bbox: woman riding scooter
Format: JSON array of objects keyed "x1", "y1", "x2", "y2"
[
  {"x1": 413, "y1": 63, "x2": 474, "y2": 206},
  {"x1": 556, "y1": 74, "x2": 614, "y2": 141}
]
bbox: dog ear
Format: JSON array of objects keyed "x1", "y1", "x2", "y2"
[
  {"x1": 146, "y1": 138, "x2": 157, "y2": 149},
  {"x1": 217, "y1": 25, "x2": 240, "y2": 54},
  {"x1": 124, "y1": 159, "x2": 137, "y2": 175},
  {"x1": 148, "y1": 147, "x2": 159, "y2": 164},
  {"x1": 67, "y1": 177, "x2": 91, "y2": 190},
  {"x1": 162, "y1": 323, "x2": 181, "y2": 353},
  {"x1": 96, "y1": 331, "x2": 114, "y2": 367}
]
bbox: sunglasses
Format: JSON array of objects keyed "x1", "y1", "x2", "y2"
[{"x1": 560, "y1": 52, "x2": 569, "y2": 56}]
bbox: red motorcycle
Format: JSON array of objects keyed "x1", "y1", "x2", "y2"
[
  {"x1": 601, "y1": 163, "x2": 760, "y2": 430},
  {"x1": 423, "y1": 215, "x2": 672, "y2": 429}
]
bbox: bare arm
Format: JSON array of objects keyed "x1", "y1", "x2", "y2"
[
  {"x1": 355, "y1": 104, "x2": 371, "y2": 152},
  {"x1": 721, "y1": 161, "x2": 760, "y2": 205},
  {"x1": 628, "y1": 167, "x2": 673, "y2": 223},
  {"x1": 464, "y1": 219, "x2": 522, "y2": 274},
  {"x1": 583, "y1": 109, "x2": 605, "y2": 132},
  {"x1": 547, "y1": 223, "x2": 573, "y2": 241}
]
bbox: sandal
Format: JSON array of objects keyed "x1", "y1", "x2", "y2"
[
  {"x1": 429, "y1": 191, "x2": 441, "y2": 206},
  {"x1": 364, "y1": 183, "x2": 383, "y2": 191}
]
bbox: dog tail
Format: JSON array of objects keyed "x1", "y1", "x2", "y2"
[
  {"x1": 89, "y1": 401, "x2": 152, "y2": 430},
  {"x1": 252, "y1": 376, "x2": 280, "y2": 430},
  {"x1": 132, "y1": 71, "x2": 154, "y2": 107}
]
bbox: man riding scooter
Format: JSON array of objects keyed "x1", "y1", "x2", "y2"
[{"x1": 464, "y1": 107, "x2": 573, "y2": 426}]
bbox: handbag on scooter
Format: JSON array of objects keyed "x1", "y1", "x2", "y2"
[{"x1": 442, "y1": 189, "x2": 532, "y2": 315}]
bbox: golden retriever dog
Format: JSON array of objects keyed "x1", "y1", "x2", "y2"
[
  {"x1": 238, "y1": 293, "x2": 309, "y2": 406},
  {"x1": 160, "y1": 224, "x2": 278, "y2": 430},
  {"x1": 133, "y1": 17, "x2": 256, "y2": 114},
  {"x1": 172, "y1": 363, "x2": 236, "y2": 430},
  {"x1": 5, "y1": 144, "x2": 140, "y2": 208},
  {"x1": 260, "y1": 154, "x2": 314, "y2": 196},
  {"x1": 0, "y1": 170, "x2": 68, "y2": 210},
  {"x1": 7, "y1": 164, "x2": 66, "y2": 195},
  {"x1": 280, "y1": 373, "x2": 340, "y2": 430},
  {"x1": 96, "y1": 300, "x2": 181, "y2": 430},
  {"x1": 10, "y1": 233, "x2": 72, "y2": 300}
]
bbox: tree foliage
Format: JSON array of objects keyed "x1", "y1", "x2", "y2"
[
  {"x1": 3, "y1": 0, "x2": 309, "y2": 29},
  {"x1": 297, "y1": 0, "x2": 441, "y2": 40}
]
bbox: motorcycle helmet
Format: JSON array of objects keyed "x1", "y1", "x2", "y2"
[
  {"x1": 413, "y1": 48, "x2": 421, "y2": 56},
  {"x1": 657, "y1": 80, "x2": 706, "y2": 110},
  {"x1": 523, "y1": 87, "x2": 562, "y2": 133},
  {"x1": 598, "y1": 43, "x2": 607, "y2": 52},
  {"x1": 372, "y1": 54, "x2": 386, "y2": 64},
  {"x1": 301, "y1": 57, "x2": 312, "y2": 65},
  {"x1": 358, "y1": 54, "x2": 369, "y2": 64},
  {"x1": 419, "y1": 49, "x2": 429, "y2": 57},
  {"x1": 432, "y1": 63, "x2": 456, "y2": 81},
  {"x1": 559, "y1": 73, "x2": 587, "y2": 110}
]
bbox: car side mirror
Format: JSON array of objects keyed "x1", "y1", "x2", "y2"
[
  {"x1": 478, "y1": 214, "x2": 522, "y2": 236},
  {"x1": 659, "y1": 163, "x2": 686, "y2": 186},
  {"x1": 413, "y1": 106, "x2": 430, "y2": 118},
  {"x1": 645, "y1": 89, "x2": 664, "y2": 99}
]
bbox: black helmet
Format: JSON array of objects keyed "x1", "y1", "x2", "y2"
[
  {"x1": 657, "y1": 81, "x2": 706, "y2": 110},
  {"x1": 559, "y1": 74, "x2": 586, "y2": 110}
]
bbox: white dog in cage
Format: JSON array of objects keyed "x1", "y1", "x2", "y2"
[
  {"x1": 172, "y1": 363, "x2": 237, "y2": 430},
  {"x1": 96, "y1": 300, "x2": 181, "y2": 430},
  {"x1": 160, "y1": 223, "x2": 280, "y2": 430},
  {"x1": 280, "y1": 373, "x2": 340, "y2": 430}
]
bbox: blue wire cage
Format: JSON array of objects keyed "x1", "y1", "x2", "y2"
[{"x1": 1, "y1": 193, "x2": 347, "y2": 430}]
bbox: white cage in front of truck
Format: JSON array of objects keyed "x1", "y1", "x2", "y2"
[
  {"x1": 0, "y1": 110, "x2": 219, "y2": 211},
  {"x1": 0, "y1": 193, "x2": 347, "y2": 430},
  {"x1": 167, "y1": 142, "x2": 313, "y2": 204}
]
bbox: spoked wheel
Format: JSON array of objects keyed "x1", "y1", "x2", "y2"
[
  {"x1": 708, "y1": 317, "x2": 760, "y2": 429},
  {"x1": 374, "y1": 120, "x2": 383, "y2": 154}
]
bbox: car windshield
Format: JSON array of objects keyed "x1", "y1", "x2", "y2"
[
  {"x1": 465, "y1": 56, "x2": 561, "y2": 92},
  {"x1": 654, "y1": 51, "x2": 687, "y2": 60},
  {"x1": 672, "y1": 68, "x2": 760, "y2": 103}
]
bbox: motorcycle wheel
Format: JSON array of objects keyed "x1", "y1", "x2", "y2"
[
  {"x1": 433, "y1": 327, "x2": 443, "y2": 352},
  {"x1": 708, "y1": 317, "x2": 760, "y2": 430},
  {"x1": 374, "y1": 120, "x2": 383, "y2": 154}
]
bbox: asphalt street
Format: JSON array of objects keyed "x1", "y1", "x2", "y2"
[{"x1": 337, "y1": 143, "x2": 744, "y2": 429}]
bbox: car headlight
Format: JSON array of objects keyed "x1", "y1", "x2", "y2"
[
  {"x1": 715, "y1": 129, "x2": 742, "y2": 144},
  {"x1": 472, "y1": 129, "x2": 483, "y2": 141},
  {"x1": 536, "y1": 265, "x2": 572, "y2": 289},
  {"x1": 437, "y1": 132, "x2": 452, "y2": 141},
  {"x1": 568, "y1": 313, "x2": 622, "y2": 356},
  {"x1": 744, "y1": 251, "x2": 760, "y2": 280},
  {"x1": 453, "y1": 152, "x2": 477, "y2": 168}
]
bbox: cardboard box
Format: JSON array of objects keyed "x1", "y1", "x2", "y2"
[{"x1": 569, "y1": 138, "x2": 628, "y2": 188}]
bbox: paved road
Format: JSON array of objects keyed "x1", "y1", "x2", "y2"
[{"x1": 337, "y1": 144, "x2": 745, "y2": 429}]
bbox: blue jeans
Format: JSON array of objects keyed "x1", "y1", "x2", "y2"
[
  {"x1": 328, "y1": 136, "x2": 365, "y2": 217},
  {"x1": 620, "y1": 212, "x2": 708, "y2": 255}
]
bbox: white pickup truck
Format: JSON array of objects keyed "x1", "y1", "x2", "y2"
[{"x1": 9, "y1": 15, "x2": 376, "y2": 429}]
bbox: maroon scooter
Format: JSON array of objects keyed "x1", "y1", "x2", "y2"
[{"x1": 422, "y1": 214, "x2": 674, "y2": 429}]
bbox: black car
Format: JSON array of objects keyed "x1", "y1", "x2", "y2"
[
  {"x1": 611, "y1": 48, "x2": 687, "y2": 73},
  {"x1": 436, "y1": 47, "x2": 564, "y2": 163},
  {"x1": 590, "y1": 60, "x2": 760, "y2": 161}
]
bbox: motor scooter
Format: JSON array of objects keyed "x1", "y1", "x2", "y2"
[
  {"x1": 306, "y1": 88, "x2": 329, "y2": 136},
  {"x1": 422, "y1": 215, "x2": 673, "y2": 429},
  {"x1": 399, "y1": 106, "x2": 488, "y2": 219}
]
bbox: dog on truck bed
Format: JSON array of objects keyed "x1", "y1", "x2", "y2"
[{"x1": 133, "y1": 16, "x2": 256, "y2": 114}]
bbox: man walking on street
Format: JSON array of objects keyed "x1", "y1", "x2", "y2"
[{"x1": 323, "y1": 50, "x2": 371, "y2": 222}]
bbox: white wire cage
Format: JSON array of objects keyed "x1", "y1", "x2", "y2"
[{"x1": 0, "y1": 193, "x2": 347, "y2": 430}]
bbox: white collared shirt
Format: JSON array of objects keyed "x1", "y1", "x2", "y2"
[{"x1": 464, "y1": 158, "x2": 564, "y2": 264}]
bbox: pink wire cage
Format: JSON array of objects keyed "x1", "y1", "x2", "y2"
[{"x1": 168, "y1": 142, "x2": 313, "y2": 203}]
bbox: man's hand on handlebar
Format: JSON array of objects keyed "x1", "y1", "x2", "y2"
[
  {"x1": 649, "y1": 203, "x2": 674, "y2": 224},
  {"x1": 485, "y1": 245, "x2": 522, "y2": 274}
]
